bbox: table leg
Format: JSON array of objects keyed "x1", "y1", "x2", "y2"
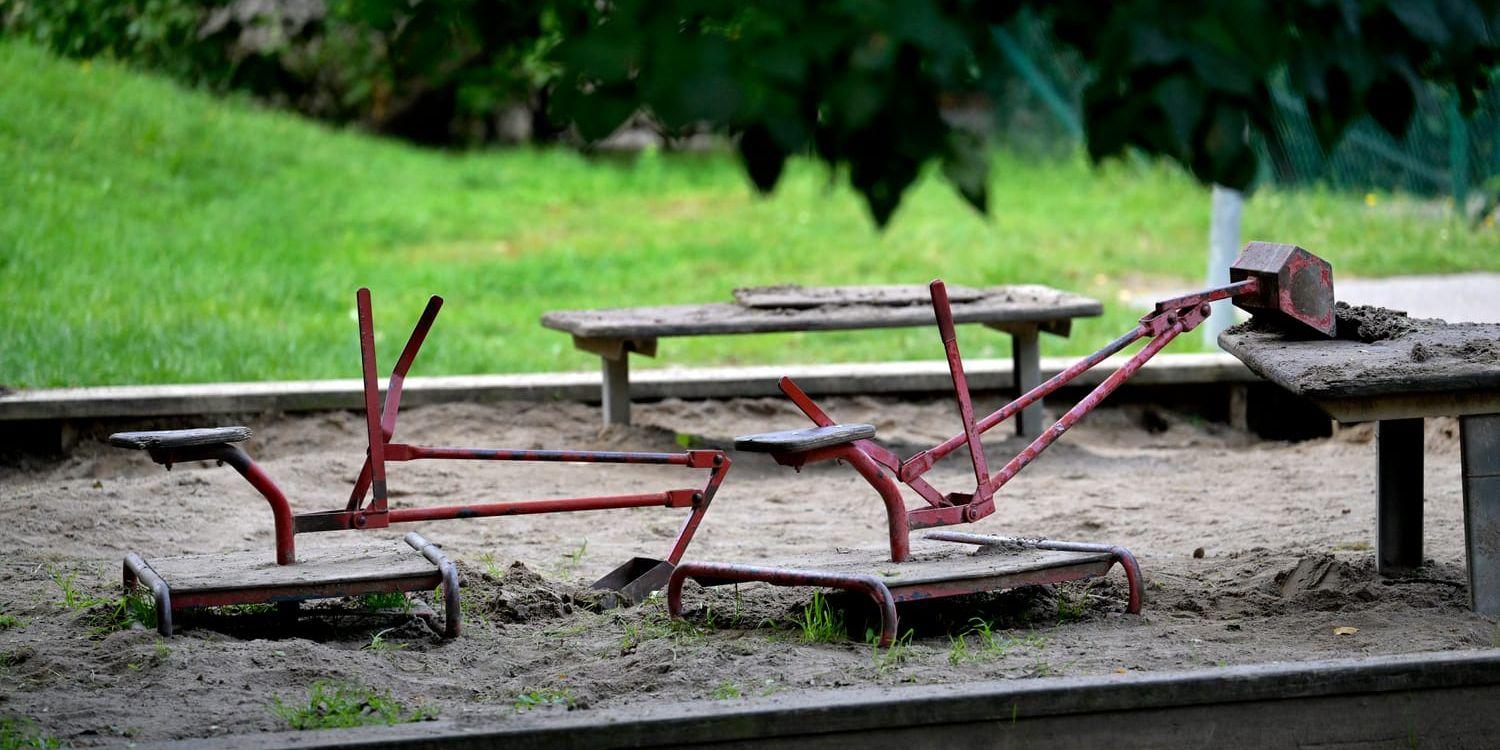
[
  {"x1": 601, "y1": 353, "x2": 631, "y2": 427},
  {"x1": 1376, "y1": 418, "x2": 1424, "y2": 574},
  {"x1": 1012, "y1": 326, "x2": 1042, "y2": 438},
  {"x1": 1461, "y1": 413, "x2": 1500, "y2": 615}
]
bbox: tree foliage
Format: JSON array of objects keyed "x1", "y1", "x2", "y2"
[{"x1": 548, "y1": 0, "x2": 1500, "y2": 224}]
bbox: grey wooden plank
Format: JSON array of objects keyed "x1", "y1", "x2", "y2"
[
  {"x1": 541, "y1": 285, "x2": 1102, "y2": 339},
  {"x1": 142, "y1": 651, "x2": 1500, "y2": 750},
  {"x1": 1219, "y1": 319, "x2": 1500, "y2": 403},
  {"x1": 145, "y1": 536, "x2": 438, "y2": 593},
  {"x1": 732, "y1": 284, "x2": 985, "y2": 309},
  {"x1": 0, "y1": 353, "x2": 1256, "y2": 422},
  {"x1": 734, "y1": 423, "x2": 877, "y2": 453},
  {"x1": 109, "y1": 426, "x2": 251, "y2": 449},
  {"x1": 728, "y1": 541, "x2": 1112, "y2": 588}
]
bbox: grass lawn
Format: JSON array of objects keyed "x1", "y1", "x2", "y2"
[{"x1": 2, "y1": 39, "x2": 1497, "y2": 388}]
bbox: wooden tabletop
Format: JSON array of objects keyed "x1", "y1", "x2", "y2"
[
  {"x1": 541, "y1": 284, "x2": 1102, "y2": 339},
  {"x1": 1219, "y1": 308, "x2": 1500, "y2": 422}
]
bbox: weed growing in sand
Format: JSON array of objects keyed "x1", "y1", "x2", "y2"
[
  {"x1": 50, "y1": 568, "x2": 107, "y2": 610},
  {"x1": 478, "y1": 552, "x2": 506, "y2": 580},
  {"x1": 214, "y1": 603, "x2": 276, "y2": 615},
  {"x1": 513, "y1": 687, "x2": 574, "y2": 711},
  {"x1": 555, "y1": 541, "x2": 589, "y2": 580},
  {"x1": 1055, "y1": 586, "x2": 1095, "y2": 624},
  {"x1": 0, "y1": 717, "x2": 61, "y2": 750},
  {"x1": 50, "y1": 567, "x2": 155, "y2": 633},
  {"x1": 0, "y1": 616, "x2": 21, "y2": 631},
  {"x1": 1024, "y1": 659, "x2": 1057, "y2": 678},
  {"x1": 85, "y1": 589, "x2": 156, "y2": 636},
  {"x1": 363, "y1": 628, "x2": 407, "y2": 653},
  {"x1": 948, "y1": 619, "x2": 1047, "y2": 665},
  {"x1": 272, "y1": 681, "x2": 434, "y2": 730},
  {"x1": 795, "y1": 592, "x2": 846, "y2": 643},
  {"x1": 617, "y1": 608, "x2": 704, "y2": 653},
  {"x1": 359, "y1": 592, "x2": 413, "y2": 614},
  {"x1": 868, "y1": 630, "x2": 915, "y2": 675},
  {"x1": 710, "y1": 681, "x2": 742, "y2": 700}
]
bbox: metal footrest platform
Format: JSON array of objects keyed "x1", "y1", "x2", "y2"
[
  {"x1": 668, "y1": 533, "x2": 1141, "y2": 645},
  {"x1": 123, "y1": 532, "x2": 460, "y2": 638}
]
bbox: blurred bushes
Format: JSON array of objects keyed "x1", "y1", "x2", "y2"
[{"x1": 0, "y1": 0, "x2": 560, "y2": 144}]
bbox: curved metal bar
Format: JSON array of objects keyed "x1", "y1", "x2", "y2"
[
  {"x1": 214, "y1": 445, "x2": 296, "y2": 565},
  {"x1": 668, "y1": 561, "x2": 900, "y2": 646},
  {"x1": 842, "y1": 447, "x2": 911, "y2": 563},
  {"x1": 925, "y1": 531, "x2": 1144, "y2": 614},
  {"x1": 124, "y1": 553, "x2": 173, "y2": 636},
  {"x1": 406, "y1": 532, "x2": 461, "y2": 638}
]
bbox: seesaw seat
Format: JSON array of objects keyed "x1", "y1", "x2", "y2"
[{"x1": 734, "y1": 423, "x2": 876, "y2": 453}]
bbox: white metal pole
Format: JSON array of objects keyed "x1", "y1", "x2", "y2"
[{"x1": 1205, "y1": 184, "x2": 1244, "y2": 348}]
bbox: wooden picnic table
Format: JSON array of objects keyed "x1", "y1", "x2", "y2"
[
  {"x1": 541, "y1": 284, "x2": 1103, "y2": 434},
  {"x1": 1220, "y1": 315, "x2": 1500, "y2": 614}
]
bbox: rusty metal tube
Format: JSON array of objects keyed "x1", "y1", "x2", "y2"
[
  {"x1": 396, "y1": 445, "x2": 691, "y2": 465},
  {"x1": 386, "y1": 491, "x2": 676, "y2": 523},
  {"x1": 405, "y1": 532, "x2": 461, "y2": 638},
  {"x1": 215, "y1": 445, "x2": 296, "y2": 565},
  {"x1": 843, "y1": 447, "x2": 912, "y2": 563},
  {"x1": 124, "y1": 553, "x2": 173, "y2": 636}
]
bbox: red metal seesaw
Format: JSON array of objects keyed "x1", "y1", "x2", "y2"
[
  {"x1": 110, "y1": 288, "x2": 731, "y2": 636},
  {"x1": 669, "y1": 242, "x2": 1335, "y2": 644}
]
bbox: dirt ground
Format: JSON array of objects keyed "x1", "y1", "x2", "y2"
[{"x1": 1, "y1": 395, "x2": 1495, "y2": 746}]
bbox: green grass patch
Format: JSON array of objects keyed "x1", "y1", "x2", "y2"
[
  {"x1": 0, "y1": 717, "x2": 61, "y2": 750},
  {"x1": 272, "y1": 681, "x2": 434, "y2": 730},
  {"x1": 512, "y1": 686, "x2": 574, "y2": 711},
  {"x1": 2, "y1": 39, "x2": 1497, "y2": 388},
  {"x1": 50, "y1": 567, "x2": 154, "y2": 634},
  {"x1": 358, "y1": 592, "x2": 412, "y2": 613},
  {"x1": 795, "y1": 591, "x2": 846, "y2": 644}
]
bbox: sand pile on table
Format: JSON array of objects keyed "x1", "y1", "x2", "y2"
[{"x1": 1332, "y1": 302, "x2": 1418, "y2": 343}]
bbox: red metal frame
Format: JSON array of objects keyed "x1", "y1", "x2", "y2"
[
  {"x1": 760, "y1": 277, "x2": 1257, "y2": 563},
  {"x1": 141, "y1": 289, "x2": 730, "y2": 575}
]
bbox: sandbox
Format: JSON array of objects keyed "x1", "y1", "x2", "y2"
[{"x1": 1, "y1": 395, "x2": 1496, "y2": 746}]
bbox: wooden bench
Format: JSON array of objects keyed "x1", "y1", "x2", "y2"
[
  {"x1": 1220, "y1": 318, "x2": 1500, "y2": 614},
  {"x1": 542, "y1": 284, "x2": 1103, "y2": 434}
]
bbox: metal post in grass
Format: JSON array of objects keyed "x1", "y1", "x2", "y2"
[{"x1": 1205, "y1": 184, "x2": 1244, "y2": 347}]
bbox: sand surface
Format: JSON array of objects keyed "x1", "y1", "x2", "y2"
[{"x1": 1, "y1": 396, "x2": 1494, "y2": 745}]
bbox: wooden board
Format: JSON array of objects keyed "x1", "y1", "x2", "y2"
[
  {"x1": 144, "y1": 536, "x2": 439, "y2": 594},
  {"x1": 732, "y1": 284, "x2": 985, "y2": 309},
  {"x1": 735, "y1": 540, "x2": 1113, "y2": 590},
  {"x1": 1220, "y1": 318, "x2": 1500, "y2": 421},
  {"x1": 542, "y1": 285, "x2": 1102, "y2": 339}
]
